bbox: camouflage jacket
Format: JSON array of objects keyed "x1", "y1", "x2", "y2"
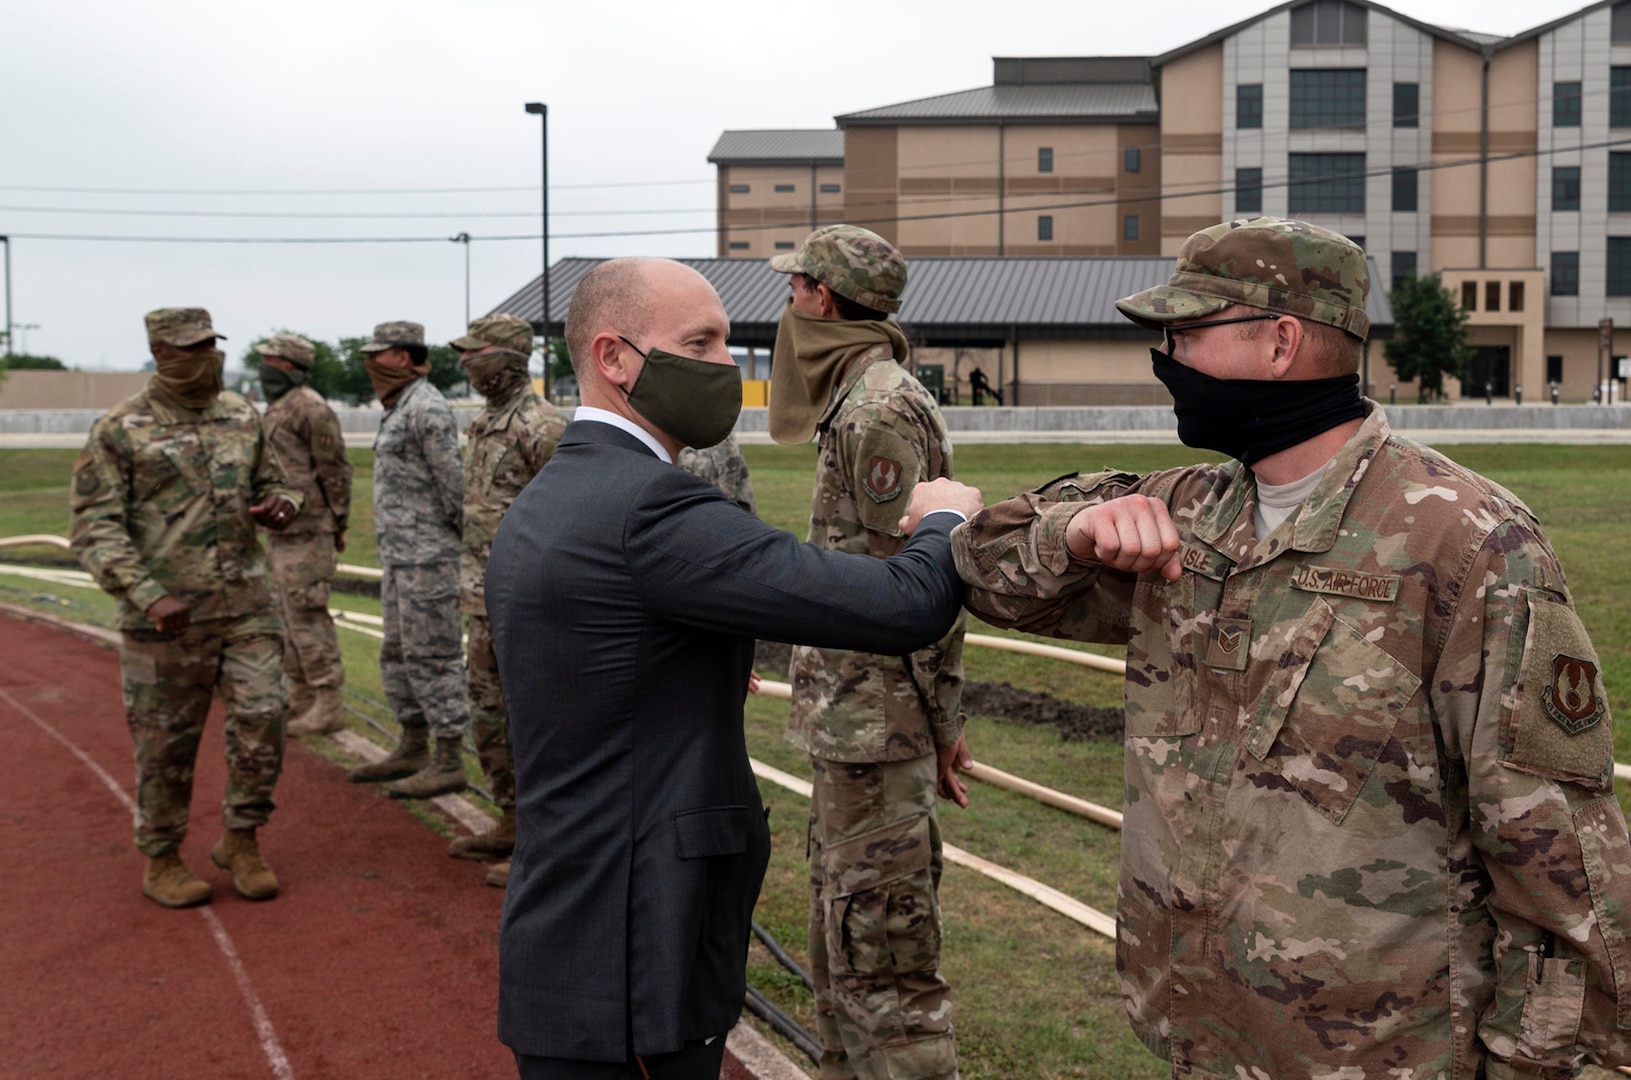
[
  {"x1": 264, "y1": 385, "x2": 351, "y2": 536},
  {"x1": 373, "y1": 378, "x2": 463, "y2": 567},
  {"x1": 952, "y1": 404, "x2": 1631, "y2": 1078},
  {"x1": 460, "y1": 385, "x2": 567, "y2": 614},
  {"x1": 70, "y1": 384, "x2": 299, "y2": 630},
  {"x1": 787, "y1": 348, "x2": 966, "y2": 762},
  {"x1": 677, "y1": 434, "x2": 757, "y2": 516}
]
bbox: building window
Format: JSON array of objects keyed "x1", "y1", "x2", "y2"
[
  {"x1": 1554, "y1": 81, "x2": 1583, "y2": 127},
  {"x1": 1038, "y1": 215, "x2": 1054, "y2": 241},
  {"x1": 1553, "y1": 167, "x2": 1582, "y2": 211},
  {"x1": 1609, "y1": 238, "x2": 1631, "y2": 295},
  {"x1": 1614, "y1": 67, "x2": 1631, "y2": 127},
  {"x1": 1237, "y1": 84, "x2": 1263, "y2": 129},
  {"x1": 1236, "y1": 167, "x2": 1263, "y2": 213},
  {"x1": 1548, "y1": 355, "x2": 1565, "y2": 383},
  {"x1": 1552, "y1": 251, "x2": 1580, "y2": 296},
  {"x1": 819, "y1": 183, "x2": 841, "y2": 194},
  {"x1": 1038, "y1": 147, "x2": 1054, "y2": 173},
  {"x1": 1288, "y1": 153, "x2": 1365, "y2": 212},
  {"x1": 1615, "y1": 1, "x2": 1631, "y2": 43},
  {"x1": 1485, "y1": 281, "x2": 1501, "y2": 311},
  {"x1": 774, "y1": 241, "x2": 795, "y2": 250},
  {"x1": 1509, "y1": 281, "x2": 1525, "y2": 312},
  {"x1": 1290, "y1": 69, "x2": 1366, "y2": 130},
  {"x1": 1291, "y1": 0, "x2": 1368, "y2": 46},
  {"x1": 728, "y1": 241, "x2": 750, "y2": 250},
  {"x1": 774, "y1": 183, "x2": 795, "y2": 193},
  {"x1": 1392, "y1": 168, "x2": 1418, "y2": 212},
  {"x1": 1612, "y1": 153, "x2": 1631, "y2": 211},
  {"x1": 1461, "y1": 281, "x2": 1478, "y2": 309},
  {"x1": 728, "y1": 184, "x2": 750, "y2": 194},
  {"x1": 1393, "y1": 82, "x2": 1419, "y2": 128},
  {"x1": 1124, "y1": 215, "x2": 1140, "y2": 241},
  {"x1": 1391, "y1": 251, "x2": 1417, "y2": 290},
  {"x1": 1125, "y1": 147, "x2": 1141, "y2": 173}
]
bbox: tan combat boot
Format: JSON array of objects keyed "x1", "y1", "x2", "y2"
[
  {"x1": 348, "y1": 726, "x2": 430, "y2": 782},
  {"x1": 211, "y1": 827, "x2": 279, "y2": 900},
  {"x1": 386, "y1": 737, "x2": 468, "y2": 800},
  {"x1": 142, "y1": 852, "x2": 213, "y2": 908},
  {"x1": 287, "y1": 685, "x2": 345, "y2": 736},
  {"x1": 485, "y1": 860, "x2": 511, "y2": 888},
  {"x1": 448, "y1": 807, "x2": 516, "y2": 861}
]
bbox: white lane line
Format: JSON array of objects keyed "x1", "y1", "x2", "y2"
[{"x1": 0, "y1": 682, "x2": 296, "y2": 1080}]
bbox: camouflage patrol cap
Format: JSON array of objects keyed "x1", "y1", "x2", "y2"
[
  {"x1": 768, "y1": 224, "x2": 907, "y2": 314},
  {"x1": 144, "y1": 308, "x2": 225, "y2": 347},
  {"x1": 256, "y1": 332, "x2": 316, "y2": 368},
  {"x1": 450, "y1": 313, "x2": 534, "y2": 355},
  {"x1": 359, "y1": 320, "x2": 426, "y2": 353},
  {"x1": 1116, "y1": 217, "x2": 1370, "y2": 340}
]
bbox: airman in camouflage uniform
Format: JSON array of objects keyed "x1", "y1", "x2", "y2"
[
  {"x1": 770, "y1": 225, "x2": 967, "y2": 1080},
  {"x1": 347, "y1": 320, "x2": 472, "y2": 800},
  {"x1": 448, "y1": 314, "x2": 566, "y2": 885},
  {"x1": 950, "y1": 218, "x2": 1631, "y2": 1078},
  {"x1": 677, "y1": 433, "x2": 756, "y2": 515},
  {"x1": 71, "y1": 307, "x2": 299, "y2": 908},
  {"x1": 257, "y1": 333, "x2": 353, "y2": 737}
]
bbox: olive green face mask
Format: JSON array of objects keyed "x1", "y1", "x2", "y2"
[
  {"x1": 259, "y1": 363, "x2": 307, "y2": 404},
  {"x1": 618, "y1": 336, "x2": 743, "y2": 450}
]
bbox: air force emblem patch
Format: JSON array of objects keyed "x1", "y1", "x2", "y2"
[
  {"x1": 863, "y1": 456, "x2": 903, "y2": 503},
  {"x1": 1544, "y1": 654, "x2": 1604, "y2": 735}
]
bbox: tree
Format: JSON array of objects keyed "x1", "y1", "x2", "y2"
[
  {"x1": 1384, "y1": 273, "x2": 1474, "y2": 403},
  {"x1": 0, "y1": 354, "x2": 67, "y2": 370}
]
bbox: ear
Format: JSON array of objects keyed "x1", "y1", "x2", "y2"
[
  {"x1": 816, "y1": 283, "x2": 841, "y2": 319},
  {"x1": 589, "y1": 332, "x2": 633, "y2": 388},
  {"x1": 1267, "y1": 316, "x2": 1304, "y2": 379}
]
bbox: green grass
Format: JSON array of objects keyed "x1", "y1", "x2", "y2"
[{"x1": 2, "y1": 440, "x2": 1628, "y2": 1079}]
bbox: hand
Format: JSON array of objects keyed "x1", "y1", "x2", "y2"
[
  {"x1": 146, "y1": 594, "x2": 191, "y2": 635},
  {"x1": 334, "y1": 531, "x2": 347, "y2": 553},
  {"x1": 936, "y1": 736, "x2": 973, "y2": 809},
  {"x1": 899, "y1": 478, "x2": 983, "y2": 535},
  {"x1": 747, "y1": 671, "x2": 762, "y2": 695},
  {"x1": 250, "y1": 495, "x2": 298, "y2": 531},
  {"x1": 1065, "y1": 495, "x2": 1182, "y2": 581}
]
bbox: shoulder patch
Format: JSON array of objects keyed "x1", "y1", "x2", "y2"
[
  {"x1": 1544, "y1": 654, "x2": 1604, "y2": 736},
  {"x1": 1503, "y1": 589, "x2": 1612, "y2": 788},
  {"x1": 863, "y1": 456, "x2": 904, "y2": 503}
]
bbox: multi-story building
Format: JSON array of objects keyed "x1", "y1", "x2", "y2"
[
  {"x1": 712, "y1": 0, "x2": 1631, "y2": 403},
  {"x1": 708, "y1": 130, "x2": 846, "y2": 259}
]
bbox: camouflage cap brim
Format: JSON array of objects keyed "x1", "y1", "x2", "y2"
[
  {"x1": 358, "y1": 341, "x2": 392, "y2": 353},
  {"x1": 168, "y1": 327, "x2": 225, "y2": 346},
  {"x1": 768, "y1": 251, "x2": 804, "y2": 274},
  {"x1": 449, "y1": 334, "x2": 489, "y2": 351},
  {"x1": 1115, "y1": 285, "x2": 1235, "y2": 330}
]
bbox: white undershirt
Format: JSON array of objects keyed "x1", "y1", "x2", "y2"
[
  {"x1": 1254, "y1": 461, "x2": 1331, "y2": 539},
  {"x1": 574, "y1": 405, "x2": 673, "y2": 464}
]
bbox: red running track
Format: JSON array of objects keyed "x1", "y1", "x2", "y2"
[{"x1": 0, "y1": 611, "x2": 760, "y2": 1080}]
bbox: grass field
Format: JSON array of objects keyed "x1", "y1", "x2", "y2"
[{"x1": 2, "y1": 441, "x2": 1628, "y2": 1079}]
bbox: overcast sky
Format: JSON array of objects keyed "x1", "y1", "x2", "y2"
[{"x1": 0, "y1": 0, "x2": 1595, "y2": 370}]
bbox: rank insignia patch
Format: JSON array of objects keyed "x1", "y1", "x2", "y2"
[{"x1": 1544, "y1": 654, "x2": 1604, "y2": 735}]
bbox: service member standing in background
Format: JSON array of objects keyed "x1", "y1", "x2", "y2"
[
  {"x1": 71, "y1": 307, "x2": 300, "y2": 908},
  {"x1": 448, "y1": 314, "x2": 566, "y2": 887},
  {"x1": 769, "y1": 225, "x2": 969, "y2": 1080},
  {"x1": 677, "y1": 432, "x2": 757, "y2": 516},
  {"x1": 256, "y1": 333, "x2": 353, "y2": 737},
  {"x1": 347, "y1": 320, "x2": 472, "y2": 799}
]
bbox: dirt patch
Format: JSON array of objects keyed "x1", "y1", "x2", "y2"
[{"x1": 753, "y1": 640, "x2": 1123, "y2": 743}]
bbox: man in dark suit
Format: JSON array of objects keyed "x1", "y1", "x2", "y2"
[{"x1": 486, "y1": 258, "x2": 981, "y2": 1080}]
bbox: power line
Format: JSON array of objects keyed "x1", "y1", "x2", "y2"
[{"x1": 0, "y1": 179, "x2": 716, "y2": 196}]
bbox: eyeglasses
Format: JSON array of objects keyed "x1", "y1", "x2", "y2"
[{"x1": 1161, "y1": 313, "x2": 1281, "y2": 356}]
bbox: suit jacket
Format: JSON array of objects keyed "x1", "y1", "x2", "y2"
[{"x1": 487, "y1": 421, "x2": 965, "y2": 1062}]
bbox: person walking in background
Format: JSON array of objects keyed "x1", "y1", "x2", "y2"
[
  {"x1": 256, "y1": 332, "x2": 352, "y2": 738},
  {"x1": 346, "y1": 320, "x2": 471, "y2": 800},
  {"x1": 71, "y1": 307, "x2": 299, "y2": 907}
]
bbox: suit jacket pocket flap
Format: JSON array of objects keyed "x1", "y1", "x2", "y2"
[{"x1": 674, "y1": 805, "x2": 755, "y2": 859}]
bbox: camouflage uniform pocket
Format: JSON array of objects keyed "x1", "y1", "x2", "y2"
[
  {"x1": 1518, "y1": 951, "x2": 1585, "y2": 1053},
  {"x1": 823, "y1": 814, "x2": 940, "y2": 987}
]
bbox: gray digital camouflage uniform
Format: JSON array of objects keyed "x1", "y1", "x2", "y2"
[
  {"x1": 677, "y1": 434, "x2": 757, "y2": 516},
  {"x1": 952, "y1": 404, "x2": 1631, "y2": 1078},
  {"x1": 71, "y1": 378, "x2": 297, "y2": 856},
  {"x1": 373, "y1": 376, "x2": 469, "y2": 742}
]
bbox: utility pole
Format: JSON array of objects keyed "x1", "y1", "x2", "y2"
[
  {"x1": 524, "y1": 102, "x2": 551, "y2": 400},
  {"x1": 451, "y1": 233, "x2": 471, "y2": 327},
  {"x1": 1, "y1": 236, "x2": 12, "y2": 356}
]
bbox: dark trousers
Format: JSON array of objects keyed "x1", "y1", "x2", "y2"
[{"x1": 514, "y1": 1036, "x2": 727, "y2": 1080}]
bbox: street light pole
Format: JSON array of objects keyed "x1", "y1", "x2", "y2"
[
  {"x1": 451, "y1": 232, "x2": 471, "y2": 327},
  {"x1": 524, "y1": 102, "x2": 550, "y2": 400},
  {"x1": 1, "y1": 235, "x2": 12, "y2": 357}
]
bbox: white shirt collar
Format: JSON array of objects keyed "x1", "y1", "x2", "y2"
[{"x1": 574, "y1": 406, "x2": 673, "y2": 464}]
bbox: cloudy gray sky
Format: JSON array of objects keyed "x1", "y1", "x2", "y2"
[{"x1": 0, "y1": 0, "x2": 1593, "y2": 369}]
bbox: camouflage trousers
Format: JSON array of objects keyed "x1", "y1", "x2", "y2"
[
  {"x1": 808, "y1": 753, "x2": 956, "y2": 1080},
  {"x1": 119, "y1": 611, "x2": 286, "y2": 858},
  {"x1": 267, "y1": 531, "x2": 344, "y2": 689},
  {"x1": 380, "y1": 561, "x2": 470, "y2": 741},
  {"x1": 465, "y1": 614, "x2": 514, "y2": 810}
]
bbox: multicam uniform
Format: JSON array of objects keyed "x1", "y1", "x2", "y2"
[
  {"x1": 789, "y1": 347, "x2": 965, "y2": 1080},
  {"x1": 71, "y1": 386, "x2": 298, "y2": 856},
  {"x1": 953, "y1": 404, "x2": 1631, "y2": 1079},
  {"x1": 263, "y1": 383, "x2": 351, "y2": 696},
  {"x1": 374, "y1": 377, "x2": 469, "y2": 742},
  {"x1": 462, "y1": 383, "x2": 566, "y2": 814},
  {"x1": 677, "y1": 434, "x2": 757, "y2": 516}
]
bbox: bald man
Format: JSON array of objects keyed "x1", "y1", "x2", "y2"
[{"x1": 486, "y1": 258, "x2": 982, "y2": 1080}]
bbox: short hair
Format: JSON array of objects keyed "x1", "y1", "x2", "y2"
[
  {"x1": 404, "y1": 344, "x2": 429, "y2": 366},
  {"x1": 793, "y1": 272, "x2": 890, "y2": 323},
  {"x1": 1236, "y1": 312, "x2": 1361, "y2": 377},
  {"x1": 565, "y1": 259, "x2": 655, "y2": 381}
]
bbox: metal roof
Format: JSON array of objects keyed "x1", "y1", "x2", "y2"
[
  {"x1": 1151, "y1": 0, "x2": 1494, "y2": 67},
  {"x1": 837, "y1": 83, "x2": 1158, "y2": 126},
  {"x1": 707, "y1": 130, "x2": 845, "y2": 165},
  {"x1": 490, "y1": 255, "x2": 1393, "y2": 349}
]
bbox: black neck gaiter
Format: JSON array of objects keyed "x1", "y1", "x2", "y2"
[{"x1": 1150, "y1": 348, "x2": 1366, "y2": 466}]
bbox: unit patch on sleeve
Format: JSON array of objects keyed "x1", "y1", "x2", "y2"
[
  {"x1": 1544, "y1": 654, "x2": 1605, "y2": 736},
  {"x1": 863, "y1": 456, "x2": 904, "y2": 503}
]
